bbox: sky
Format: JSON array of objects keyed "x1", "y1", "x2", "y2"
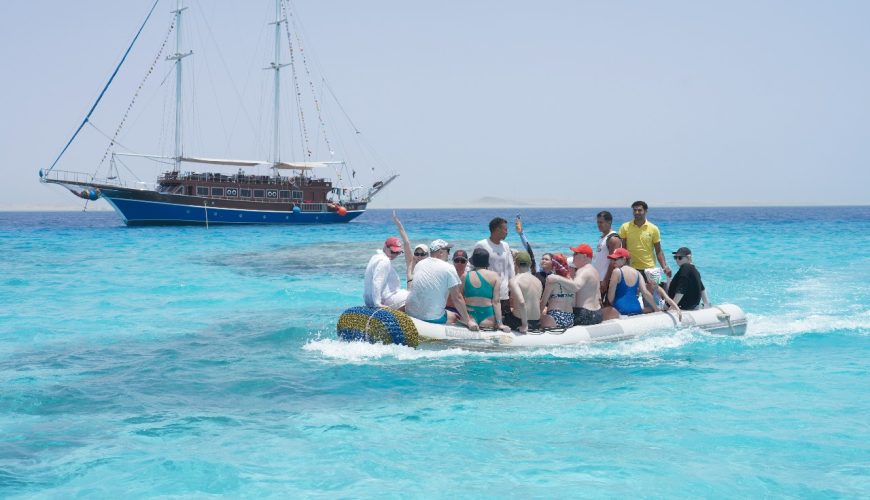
[{"x1": 1, "y1": 0, "x2": 868, "y2": 210}]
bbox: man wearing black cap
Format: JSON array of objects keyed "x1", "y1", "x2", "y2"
[{"x1": 667, "y1": 247, "x2": 710, "y2": 310}]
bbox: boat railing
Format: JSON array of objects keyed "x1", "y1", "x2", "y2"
[
  {"x1": 42, "y1": 169, "x2": 126, "y2": 187},
  {"x1": 168, "y1": 171, "x2": 324, "y2": 188}
]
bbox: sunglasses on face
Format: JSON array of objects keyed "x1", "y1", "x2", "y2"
[
  {"x1": 453, "y1": 258, "x2": 467, "y2": 264},
  {"x1": 414, "y1": 252, "x2": 427, "y2": 257},
  {"x1": 674, "y1": 255, "x2": 685, "y2": 261},
  {"x1": 389, "y1": 249, "x2": 403, "y2": 255}
]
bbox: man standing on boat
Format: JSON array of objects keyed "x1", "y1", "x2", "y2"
[
  {"x1": 593, "y1": 210, "x2": 623, "y2": 302},
  {"x1": 363, "y1": 237, "x2": 409, "y2": 309},
  {"x1": 405, "y1": 240, "x2": 479, "y2": 331},
  {"x1": 618, "y1": 201, "x2": 672, "y2": 279},
  {"x1": 474, "y1": 217, "x2": 515, "y2": 322}
]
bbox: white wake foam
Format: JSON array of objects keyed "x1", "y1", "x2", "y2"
[
  {"x1": 746, "y1": 309, "x2": 870, "y2": 337},
  {"x1": 304, "y1": 327, "x2": 705, "y2": 363},
  {"x1": 306, "y1": 309, "x2": 869, "y2": 363},
  {"x1": 304, "y1": 338, "x2": 475, "y2": 363}
]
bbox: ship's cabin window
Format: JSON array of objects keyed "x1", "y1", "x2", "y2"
[
  {"x1": 279, "y1": 190, "x2": 291, "y2": 199},
  {"x1": 225, "y1": 188, "x2": 238, "y2": 197},
  {"x1": 266, "y1": 190, "x2": 278, "y2": 199},
  {"x1": 292, "y1": 190, "x2": 303, "y2": 199},
  {"x1": 253, "y1": 189, "x2": 265, "y2": 198},
  {"x1": 196, "y1": 186, "x2": 209, "y2": 196},
  {"x1": 211, "y1": 187, "x2": 224, "y2": 196},
  {"x1": 240, "y1": 188, "x2": 251, "y2": 198}
]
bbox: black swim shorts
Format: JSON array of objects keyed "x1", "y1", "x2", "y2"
[{"x1": 573, "y1": 307, "x2": 603, "y2": 326}]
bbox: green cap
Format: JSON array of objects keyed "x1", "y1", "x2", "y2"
[{"x1": 515, "y1": 251, "x2": 531, "y2": 266}]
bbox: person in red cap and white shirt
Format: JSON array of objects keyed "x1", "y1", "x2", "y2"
[{"x1": 363, "y1": 236, "x2": 409, "y2": 309}]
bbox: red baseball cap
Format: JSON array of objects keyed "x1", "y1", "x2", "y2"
[
  {"x1": 569, "y1": 243, "x2": 593, "y2": 258},
  {"x1": 607, "y1": 247, "x2": 630, "y2": 260},
  {"x1": 384, "y1": 236, "x2": 402, "y2": 252}
]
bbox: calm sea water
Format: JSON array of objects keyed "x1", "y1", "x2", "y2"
[{"x1": 1, "y1": 206, "x2": 868, "y2": 497}]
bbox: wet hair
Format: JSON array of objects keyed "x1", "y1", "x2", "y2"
[
  {"x1": 596, "y1": 210, "x2": 613, "y2": 222},
  {"x1": 471, "y1": 247, "x2": 490, "y2": 268},
  {"x1": 489, "y1": 217, "x2": 508, "y2": 233},
  {"x1": 631, "y1": 201, "x2": 648, "y2": 211},
  {"x1": 551, "y1": 253, "x2": 571, "y2": 278}
]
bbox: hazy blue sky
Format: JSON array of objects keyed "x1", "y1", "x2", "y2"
[{"x1": 2, "y1": 0, "x2": 868, "y2": 210}]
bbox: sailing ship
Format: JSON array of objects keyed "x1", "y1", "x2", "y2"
[{"x1": 40, "y1": 0, "x2": 396, "y2": 225}]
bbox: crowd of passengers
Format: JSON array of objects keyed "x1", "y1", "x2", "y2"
[{"x1": 363, "y1": 201, "x2": 710, "y2": 333}]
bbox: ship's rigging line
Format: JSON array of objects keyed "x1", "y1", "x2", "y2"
[
  {"x1": 45, "y1": 0, "x2": 162, "y2": 177},
  {"x1": 282, "y1": 0, "x2": 386, "y2": 187},
  {"x1": 68, "y1": 0, "x2": 387, "y2": 195},
  {"x1": 91, "y1": 19, "x2": 177, "y2": 182},
  {"x1": 192, "y1": 3, "x2": 269, "y2": 161},
  {"x1": 282, "y1": 0, "x2": 309, "y2": 172}
]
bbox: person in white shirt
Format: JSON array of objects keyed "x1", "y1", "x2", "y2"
[
  {"x1": 592, "y1": 211, "x2": 623, "y2": 300},
  {"x1": 405, "y1": 239, "x2": 479, "y2": 331},
  {"x1": 363, "y1": 236, "x2": 409, "y2": 309},
  {"x1": 474, "y1": 217, "x2": 515, "y2": 319}
]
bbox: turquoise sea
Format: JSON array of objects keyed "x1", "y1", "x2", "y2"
[{"x1": 1, "y1": 206, "x2": 868, "y2": 497}]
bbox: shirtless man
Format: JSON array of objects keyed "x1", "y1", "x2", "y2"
[
  {"x1": 546, "y1": 244, "x2": 603, "y2": 326},
  {"x1": 504, "y1": 251, "x2": 541, "y2": 333}
]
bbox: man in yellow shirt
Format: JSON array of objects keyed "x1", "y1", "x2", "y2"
[{"x1": 618, "y1": 201, "x2": 672, "y2": 279}]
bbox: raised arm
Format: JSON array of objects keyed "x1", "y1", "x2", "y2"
[
  {"x1": 515, "y1": 215, "x2": 537, "y2": 271},
  {"x1": 392, "y1": 210, "x2": 418, "y2": 285},
  {"x1": 392, "y1": 210, "x2": 413, "y2": 266}
]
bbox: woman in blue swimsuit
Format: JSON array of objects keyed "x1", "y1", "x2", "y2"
[{"x1": 602, "y1": 248, "x2": 657, "y2": 321}]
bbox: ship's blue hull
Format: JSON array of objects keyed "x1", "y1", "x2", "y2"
[{"x1": 103, "y1": 195, "x2": 364, "y2": 225}]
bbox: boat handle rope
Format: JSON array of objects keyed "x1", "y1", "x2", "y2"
[
  {"x1": 712, "y1": 305, "x2": 736, "y2": 335},
  {"x1": 363, "y1": 306, "x2": 391, "y2": 337}
]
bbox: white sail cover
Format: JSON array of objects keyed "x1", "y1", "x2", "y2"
[
  {"x1": 180, "y1": 157, "x2": 335, "y2": 170},
  {"x1": 180, "y1": 157, "x2": 261, "y2": 167},
  {"x1": 274, "y1": 161, "x2": 337, "y2": 170}
]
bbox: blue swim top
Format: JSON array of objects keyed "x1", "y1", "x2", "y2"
[{"x1": 612, "y1": 269, "x2": 642, "y2": 316}]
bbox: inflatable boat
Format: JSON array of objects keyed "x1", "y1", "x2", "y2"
[{"x1": 336, "y1": 303, "x2": 747, "y2": 348}]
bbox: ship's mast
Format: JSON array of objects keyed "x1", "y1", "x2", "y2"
[
  {"x1": 270, "y1": 0, "x2": 289, "y2": 175},
  {"x1": 168, "y1": 0, "x2": 192, "y2": 172}
]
